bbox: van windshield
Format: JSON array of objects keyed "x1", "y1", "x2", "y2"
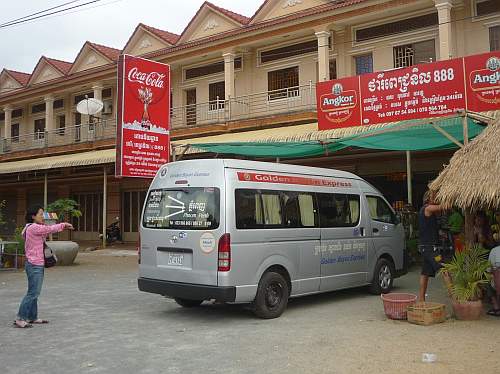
[{"x1": 143, "y1": 187, "x2": 220, "y2": 230}]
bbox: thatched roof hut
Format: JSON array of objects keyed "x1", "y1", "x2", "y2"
[{"x1": 430, "y1": 117, "x2": 500, "y2": 211}]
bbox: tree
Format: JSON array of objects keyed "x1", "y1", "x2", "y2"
[{"x1": 47, "y1": 198, "x2": 82, "y2": 223}]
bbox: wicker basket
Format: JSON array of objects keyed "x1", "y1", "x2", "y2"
[
  {"x1": 407, "y1": 302, "x2": 446, "y2": 325},
  {"x1": 381, "y1": 293, "x2": 417, "y2": 320}
]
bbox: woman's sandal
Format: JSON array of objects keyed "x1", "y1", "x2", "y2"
[
  {"x1": 13, "y1": 320, "x2": 33, "y2": 328},
  {"x1": 29, "y1": 319, "x2": 49, "y2": 324}
]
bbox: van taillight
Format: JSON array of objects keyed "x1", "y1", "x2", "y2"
[
  {"x1": 218, "y1": 233, "x2": 231, "y2": 272},
  {"x1": 137, "y1": 234, "x2": 141, "y2": 265}
]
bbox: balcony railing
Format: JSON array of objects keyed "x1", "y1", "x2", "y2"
[
  {"x1": 1, "y1": 120, "x2": 117, "y2": 155},
  {"x1": 170, "y1": 83, "x2": 316, "y2": 129},
  {"x1": 1, "y1": 83, "x2": 316, "y2": 155}
]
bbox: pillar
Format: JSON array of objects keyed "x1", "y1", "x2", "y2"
[
  {"x1": 223, "y1": 52, "x2": 235, "y2": 100},
  {"x1": 44, "y1": 96, "x2": 55, "y2": 132},
  {"x1": 3, "y1": 106, "x2": 12, "y2": 142},
  {"x1": 315, "y1": 30, "x2": 331, "y2": 82},
  {"x1": 435, "y1": 1, "x2": 453, "y2": 60},
  {"x1": 335, "y1": 29, "x2": 347, "y2": 78}
]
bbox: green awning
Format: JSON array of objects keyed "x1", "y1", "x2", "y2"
[{"x1": 189, "y1": 116, "x2": 485, "y2": 158}]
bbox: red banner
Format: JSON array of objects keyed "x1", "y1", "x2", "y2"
[
  {"x1": 116, "y1": 55, "x2": 170, "y2": 178},
  {"x1": 317, "y1": 51, "x2": 500, "y2": 130}
]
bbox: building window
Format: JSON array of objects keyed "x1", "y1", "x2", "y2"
[
  {"x1": 476, "y1": 0, "x2": 500, "y2": 17},
  {"x1": 490, "y1": 26, "x2": 500, "y2": 51},
  {"x1": 394, "y1": 39, "x2": 435, "y2": 68},
  {"x1": 53, "y1": 99, "x2": 64, "y2": 109},
  {"x1": 72, "y1": 193, "x2": 103, "y2": 232},
  {"x1": 122, "y1": 191, "x2": 147, "y2": 233},
  {"x1": 185, "y1": 57, "x2": 242, "y2": 80},
  {"x1": 329, "y1": 60, "x2": 337, "y2": 80},
  {"x1": 57, "y1": 115, "x2": 65, "y2": 136},
  {"x1": 34, "y1": 118, "x2": 45, "y2": 140},
  {"x1": 11, "y1": 123, "x2": 19, "y2": 142},
  {"x1": 31, "y1": 102, "x2": 46, "y2": 114},
  {"x1": 0, "y1": 113, "x2": 4, "y2": 121},
  {"x1": 102, "y1": 88, "x2": 112, "y2": 98},
  {"x1": 355, "y1": 54, "x2": 373, "y2": 75},
  {"x1": 12, "y1": 109, "x2": 23, "y2": 118},
  {"x1": 209, "y1": 81, "x2": 225, "y2": 111},
  {"x1": 268, "y1": 66, "x2": 299, "y2": 100},
  {"x1": 74, "y1": 92, "x2": 93, "y2": 105},
  {"x1": 356, "y1": 13, "x2": 438, "y2": 42},
  {"x1": 261, "y1": 39, "x2": 319, "y2": 64},
  {"x1": 185, "y1": 88, "x2": 197, "y2": 126}
]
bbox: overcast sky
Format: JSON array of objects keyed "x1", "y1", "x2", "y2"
[{"x1": 0, "y1": 0, "x2": 259, "y2": 73}]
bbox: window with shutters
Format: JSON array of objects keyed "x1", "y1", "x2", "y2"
[
  {"x1": 355, "y1": 54, "x2": 374, "y2": 75},
  {"x1": 268, "y1": 66, "x2": 299, "y2": 100},
  {"x1": 490, "y1": 26, "x2": 500, "y2": 51},
  {"x1": 476, "y1": 0, "x2": 500, "y2": 17},
  {"x1": 209, "y1": 81, "x2": 225, "y2": 111}
]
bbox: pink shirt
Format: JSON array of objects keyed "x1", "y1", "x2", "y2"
[{"x1": 22, "y1": 223, "x2": 66, "y2": 266}]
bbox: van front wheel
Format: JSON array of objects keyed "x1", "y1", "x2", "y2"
[
  {"x1": 369, "y1": 258, "x2": 395, "y2": 295},
  {"x1": 253, "y1": 272, "x2": 289, "y2": 319},
  {"x1": 174, "y1": 298, "x2": 203, "y2": 308}
]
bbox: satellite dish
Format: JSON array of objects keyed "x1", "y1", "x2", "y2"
[{"x1": 76, "y1": 97, "x2": 104, "y2": 115}]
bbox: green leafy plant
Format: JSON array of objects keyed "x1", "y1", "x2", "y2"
[
  {"x1": 3, "y1": 226, "x2": 25, "y2": 256},
  {"x1": 0, "y1": 200, "x2": 6, "y2": 228},
  {"x1": 440, "y1": 245, "x2": 491, "y2": 303},
  {"x1": 47, "y1": 198, "x2": 82, "y2": 222}
]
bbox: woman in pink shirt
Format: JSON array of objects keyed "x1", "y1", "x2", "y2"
[{"x1": 14, "y1": 206, "x2": 73, "y2": 328}]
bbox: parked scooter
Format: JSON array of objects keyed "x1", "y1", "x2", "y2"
[{"x1": 99, "y1": 217, "x2": 122, "y2": 244}]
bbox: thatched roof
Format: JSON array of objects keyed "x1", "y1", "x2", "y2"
[{"x1": 430, "y1": 117, "x2": 500, "y2": 210}]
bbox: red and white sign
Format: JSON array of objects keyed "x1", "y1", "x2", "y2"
[
  {"x1": 237, "y1": 172, "x2": 353, "y2": 188},
  {"x1": 317, "y1": 51, "x2": 500, "y2": 130},
  {"x1": 116, "y1": 55, "x2": 170, "y2": 178},
  {"x1": 465, "y1": 52, "x2": 500, "y2": 113}
]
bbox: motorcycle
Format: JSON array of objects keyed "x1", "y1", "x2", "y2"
[{"x1": 99, "y1": 217, "x2": 122, "y2": 244}]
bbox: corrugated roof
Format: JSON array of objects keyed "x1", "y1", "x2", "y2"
[{"x1": 0, "y1": 149, "x2": 115, "y2": 175}]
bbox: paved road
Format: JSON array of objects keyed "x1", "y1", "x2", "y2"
[{"x1": 0, "y1": 251, "x2": 498, "y2": 374}]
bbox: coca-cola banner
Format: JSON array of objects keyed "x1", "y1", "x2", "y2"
[
  {"x1": 317, "y1": 51, "x2": 500, "y2": 130},
  {"x1": 116, "y1": 55, "x2": 170, "y2": 178}
]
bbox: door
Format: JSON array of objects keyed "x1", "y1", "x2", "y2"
[
  {"x1": 185, "y1": 88, "x2": 197, "y2": 126},
  {"x1": 365, "y1": 195, "x2": 402, "y2": 272},
  {"x1": 141, "y1": 185, "x2": 223, "y2": 286},
  {"x1": 318, "y1": 193, "x2": 369, "y2": 291}
]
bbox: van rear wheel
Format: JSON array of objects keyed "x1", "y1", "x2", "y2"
[
  {"x1": 369, "y1": 258, "x2": 395, "y2": 295},
  {"x1": 174, "y1": 298, "x2": 203, "y2": 308},
  {"x1": 253, "y1": 272, "x2": 289, "y2": 319}
]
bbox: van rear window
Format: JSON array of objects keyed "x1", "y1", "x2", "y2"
[{"x1": 143, "y1": 188, "x2": 220, "y2": 230}]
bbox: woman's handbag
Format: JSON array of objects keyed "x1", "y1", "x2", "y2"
[{"x1": 43, "y1": 242, "x2": 58, "y2": 268}]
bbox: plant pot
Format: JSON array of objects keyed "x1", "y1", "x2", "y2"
[
  {"x1": 452, "y1": 300, "x2": 483, "y2": 320},
  {"x1": 45, "y1": 241, "x2": 79, "y2": 266}
]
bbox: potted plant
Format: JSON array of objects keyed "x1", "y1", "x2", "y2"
[
  {"x1": 440, "y1": 245, "x2": 491, "y2": 320},
  {"x1": 45, "y1": 198, "x2": 82, "y2": 265}
]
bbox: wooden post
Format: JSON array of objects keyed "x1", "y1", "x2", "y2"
[
  {"x1": 102, "y1": 167, "x2": 107, "y2": 249},
  {"x1": 464, "y1": 209, "x2": 474, "y2": 247},
  {"x1": 43, "y1": 173, "x2": 48, "y2": 210},
  {"x1": 406, "y1": 151, "x2": 412, "y2": 205},
  {"x1": 463, "y1": 113, "x2": 469, "y2": 145}
]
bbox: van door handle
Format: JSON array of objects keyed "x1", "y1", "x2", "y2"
[
  {"x1": 360, "y1": 227, "x2": 365, "y2": 236},
  {"x1": 373, "y1": 228, "x2": 379, "y2": 234}
]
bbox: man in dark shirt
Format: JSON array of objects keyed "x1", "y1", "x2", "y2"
[{"x1": 418, "y1": 190, "x2": 445, "y2": 301}]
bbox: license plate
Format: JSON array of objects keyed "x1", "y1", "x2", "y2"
[{"x1": 168, "y1": 254, "x2": 184, "y2": 266}]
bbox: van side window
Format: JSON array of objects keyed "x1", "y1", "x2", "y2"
[
  {"x1": 235, "y1": 189, "x2": 317, "y2": 229},
  {"x1": 366, "y1": 195, "x2": 397, "y2": 224},
  {"x1": 317, "y1": 193, "x2": 360, "y2": 227},
  {"x1": 282, "y1": 192, "x2": 317, "y2": 228},
  {"x1": 235, "y1": 189, "x2": 282, "y2": 228}
]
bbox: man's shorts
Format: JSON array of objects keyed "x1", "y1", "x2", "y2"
[{"x1": 420, "y1": 246, "x2": 443, "y2": 277}]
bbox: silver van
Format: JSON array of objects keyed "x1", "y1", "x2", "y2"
[{"x1": 138, "y1": 159, "x2": 407, "y2": 318}]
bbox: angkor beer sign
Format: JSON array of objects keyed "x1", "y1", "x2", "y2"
[
  {"x1": 116, "y1": 55, "x2": 170, "y2": 178},
  {"x1": 317, "y1": 51, "x2": 500, "y2": 130}
]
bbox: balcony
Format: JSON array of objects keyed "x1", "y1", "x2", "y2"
[
  {"x1": 171, "y1": 83, "x2": 316, "y2": 129},
  {"x1": 1, "y1": 120, "x2": 117, "y2": 155},
  {"x1": 0, "y1": 84, "x2": 316, "y2": 157}
]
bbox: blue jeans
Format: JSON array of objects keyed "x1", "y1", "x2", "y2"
[{"x1": 17, "y1": 262, "x2": 44, "y2": 321}]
